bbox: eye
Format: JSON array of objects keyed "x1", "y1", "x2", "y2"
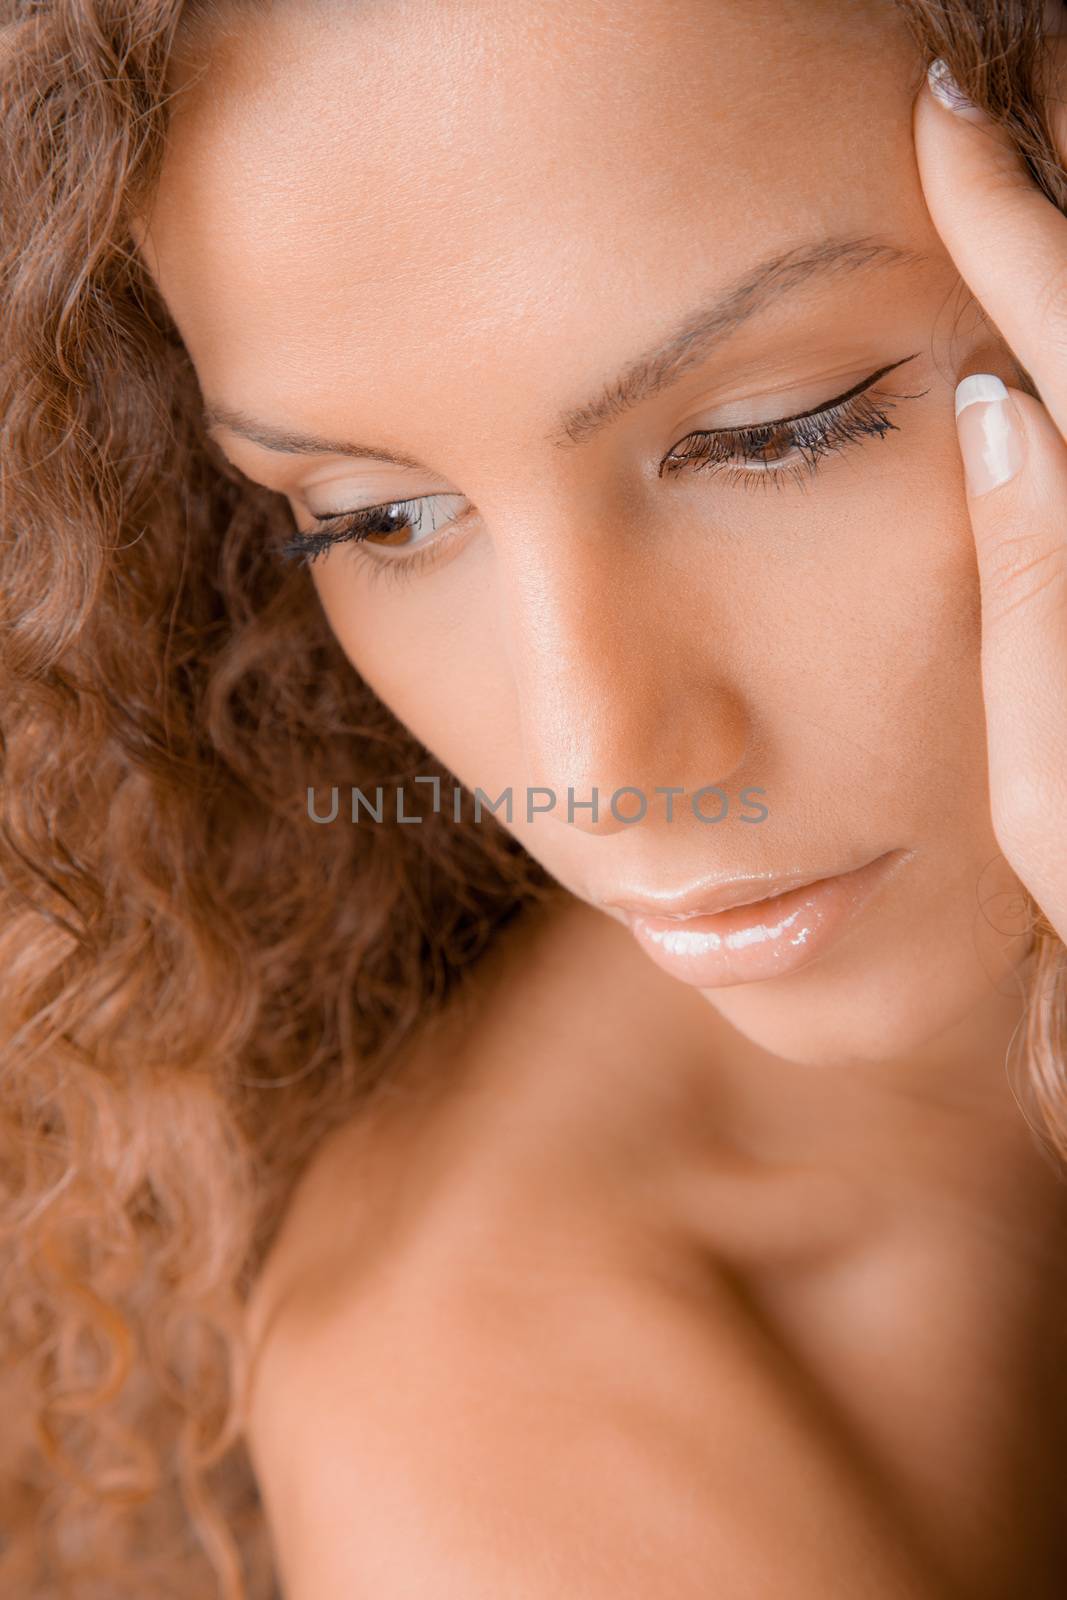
[
  {"x1": 278, "y1": 492, "x2": 472, "y2": 582},
  {"x1": 660, "y1": 355, "x2": 929, "y2": 492}
]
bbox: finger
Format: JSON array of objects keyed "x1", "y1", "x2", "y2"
[
  {"x1": 913, "y1": 44, "x2": 1067, "y2": 442},
  {"x1": 955, "y1": 375, "x2": 1067, "y2": 938}
]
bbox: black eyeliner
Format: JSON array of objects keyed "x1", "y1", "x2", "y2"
[{"x1": 697, "y1": 352, "x2": 923, "y2": 436}]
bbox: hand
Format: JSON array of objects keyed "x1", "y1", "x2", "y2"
[{"x1": 912, "y1": 28, "x2": 1067, "y2": 948}]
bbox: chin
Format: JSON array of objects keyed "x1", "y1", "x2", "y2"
[{"x1": 694, "y1": 876, "x2": 1033, "y2": 1070}]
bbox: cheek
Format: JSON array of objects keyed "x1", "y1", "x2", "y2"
[
  {"x1": 310, "y1": 554, "x2": 520, "y2": 787},
  {"x1": 765, "y1": 470, "x2": 989, "y2": 842}
]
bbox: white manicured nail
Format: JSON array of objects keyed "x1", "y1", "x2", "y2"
[
  {"x1": 954, "y1": 374, "x2": 1024, "y2": 497},
  {"x1": 954, "y1": 373, "x2": 1009, "y2": 418},
  {"x1": 927, "y1": 59, "x2": 985, "y2": 122}
]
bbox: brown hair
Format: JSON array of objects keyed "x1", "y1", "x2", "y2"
[{"x1": 0, "y1": 2, "x2": 1063, "y2": 1594}]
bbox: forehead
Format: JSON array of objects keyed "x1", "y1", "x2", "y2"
[{"x1": 140, "y1": 0, "x2": 928, "y2": 433}]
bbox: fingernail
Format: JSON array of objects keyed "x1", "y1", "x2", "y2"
[
  {"x1": 955, "y1": 374, "x2": 1025, "y2": 496},
  {"x1": 927, "y1": 58, "x2": 985, "y2": 122}
]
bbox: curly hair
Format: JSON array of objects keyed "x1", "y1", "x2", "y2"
[{"x1": 0, "y1": 1, "x2": 1063, "y2": 1595}]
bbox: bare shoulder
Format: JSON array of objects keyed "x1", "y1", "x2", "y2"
[
  {"x1": 242, "y1": 898, "x2": 951, "y2": 1598},
  {"x1": 246, "y1": 1211, "x2": 950, "y2": 1600}
]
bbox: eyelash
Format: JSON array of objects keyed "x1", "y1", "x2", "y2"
[{"x1": 279, "y1": 362, "x2": 929, "y2": 587}]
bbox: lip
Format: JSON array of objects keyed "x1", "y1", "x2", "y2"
[
  {"x1": 613, "y1": 849, "x2": 910, "y2": 989},
  {"x1": 604, "y1": 856, "x2": 886, "y2": 920}
]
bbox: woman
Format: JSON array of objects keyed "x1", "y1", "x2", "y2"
[{"x1": 2, "y1": 0, "x2": 1066, "y2": 1594}]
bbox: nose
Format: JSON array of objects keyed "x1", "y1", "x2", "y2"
[{"x1": 495, "y1": 529, "x2": 749, "y2": 838}]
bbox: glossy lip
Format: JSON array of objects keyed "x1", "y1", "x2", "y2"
[
  {"x1": 603, "y1": 855, "x2": 890, "y2": 921},
  {"x1": 615, "y1": 849, "x2": 912, "y2": 989}
]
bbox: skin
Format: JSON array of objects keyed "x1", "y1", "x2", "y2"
[{"x1": 134, "y1": 1, "x2": 1067, "y2": 1594}]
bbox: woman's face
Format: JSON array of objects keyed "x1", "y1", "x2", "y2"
[{"x1": 139, "y1": 0, "x2": 1030, "y2": 1067}]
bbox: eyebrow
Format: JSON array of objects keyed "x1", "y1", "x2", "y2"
[{"x1": 202, "y1": 234, "x2": 929, "y2": 465}]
